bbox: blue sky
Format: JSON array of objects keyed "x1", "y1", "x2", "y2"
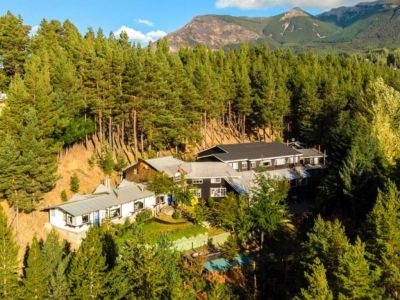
[{"x1": 0, "y1": 0, "x2": 369, "y2": 43}]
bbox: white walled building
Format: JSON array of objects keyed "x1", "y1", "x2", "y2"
[{"x1": 46, "y1": 180, "x2": 160, "y2": 233}]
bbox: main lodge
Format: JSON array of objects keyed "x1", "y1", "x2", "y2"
[{"x1": 45, "y1": 141, "x2": 325, "y2": 235}]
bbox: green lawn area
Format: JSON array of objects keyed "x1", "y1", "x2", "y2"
[
  {"x1": 116, "y1": 218, "x2": 208, "y2": 246},
  {"x1": 142, "y1": 220, "x2": 207, "y2": 242}
]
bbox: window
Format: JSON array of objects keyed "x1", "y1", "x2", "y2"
[
  {"x1": 66, "y1": 215, "x2": 74, "y2": 225},
  {"x1": 211, "y1": 178, "x2": 221, "y2": 184},
  {"x1": 156, "y1": 196, "x2": 165, "y2": 205},
  {"x1": 263, "y1": 160, "x2": 271, "y2": 167},
  {"x1": 250, "y1": 161, "x2": 257, "y2": 169},
  {"x1": 192, "y1": 179, "x2": 203, "y2": 184},
  {"x1": 231, "y1": 162, "x2": 239, "y2": 170},
  {"x1": 241, "y1": 161, "x2": 248, "y2": 169},
  {"x1": 191, "y1": 188, "x2": 202, "y2": 198},
  {"x1": 109, "y1": 207, "x2": 121, "y2": 219},
  {"x1": 82, "y1": 214, "x2": 89, "y2": 224},
  {"x1": 134, "y1": 201, "x2": 144, "y2": 211},
  {"x1": 210, "y1": 188, "x2": 226, "y2": 198}
]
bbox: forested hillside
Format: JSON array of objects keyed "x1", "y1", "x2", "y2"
[{"x1": 1, "y1": 10, "x2": 400, "y2": 299}]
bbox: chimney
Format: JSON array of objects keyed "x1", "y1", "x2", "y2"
[{"x1": 105, "y1": 176, "x2": 111, "y2": 190}]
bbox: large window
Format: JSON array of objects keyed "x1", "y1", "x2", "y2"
[
  {"x1": 211, "y1": 178, "x2": 221, "y2": 184},
  {"x1": 82, "y1": 214, "x2": 89, "y2": 224},
  {"x1": 134, "y1": 201, "x2": 144, "y2": 211},
  {"x1": 108, "y1": 207, "x2": 121, "y2": 219},
  {"x1": 66, "y1": 214, "x2": 74, "y2": 226},
  {"x1": 210, "y1": 188, "x2": 226, "y2": 198},
  {"x1": 192, "y1": 179, "x2": 203, "y2": 184}
]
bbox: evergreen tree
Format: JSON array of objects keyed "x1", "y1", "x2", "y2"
[
  {"x1": 366, "y1": 180, "x2": 400, "y2": 298},
  {"x1": 0, "y1": 11, "x2": 30, "y2": 89},
  {"x1": 69, "y1": 173, "x2": 80, "y2": 193},
  {"x1": 0, "y1": 206, "x2": 20, "y2": 299},
  {"x1": 336, "y1": 238, "x2": 383, "y2": 299},
  {"x1": 42, "y1": 230, "x2": 69, "y2": 299},
  {"x1": 302, "y1": 216, "x2": 350, "y2": 290},
  {"x1": 299, "y1": 258, "x2": 333, "y2": 300},
  {"x1": 249, "y1": 176, "x2": 290, "y2": 247},
  {"x1": 68, "y1": 227, "x2": 107, "y2": 299},
  {"x1": 111, "y1": 227, "x2": 187, "y2": 299},
  {"x1": 23, "y1": 235, "x2": 48, "y2": 299}
]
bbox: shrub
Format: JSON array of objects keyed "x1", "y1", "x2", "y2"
[
  {"x1": 100, "y1": 149, "x2": 115, "y2": 176},
  {"x1": 135, "y1": 209, "x2": 152, "y2": 224},
  {"x1": 88, "y1": 154, "x2": 96, "y2": 168},
  {"x1": 221, "y1": 235, "x2": 238, "y2": 262},
  {"x1": 114, "y1": 154, "x2": 127, "y2": 172},
  {"x1": 70, "y1": 173, "x2": 80, "y2": 193},
  {"x1": 61, "y1": 190, "x2": 68, "y2": 202},
  {"x1": 172, "y1": 210, "x2": 182, "y2": 220}
]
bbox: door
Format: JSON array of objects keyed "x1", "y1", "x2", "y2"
[{"x1": 93, "y1": 211, "x2": 100, "y2": 225}]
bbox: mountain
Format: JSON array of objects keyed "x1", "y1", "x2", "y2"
[{"x1": 166, "y1": 1, "x2": 400, "y2": 52}]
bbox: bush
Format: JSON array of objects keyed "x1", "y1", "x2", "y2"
[
  {"x1": 172, "y1": 210, "x2": 182, "y2": 220},
  {"x1": 135, "y1": 209, "x2": 152, "y2": 224},
  {"x1": 221, "y1": 235, "x2": 238, "y2": 262},
  {"x1": 61, "y1": 190, "x2": 68, "y2": 202},
  {"x1": 88, "y1": 154, "x2": 96, "y2": 168},
  {"x1": 114, "y1": 154, "x2": 127, "y2": 172},
  {"x1": 70, "y1": 173, "x2": 80, "y2": 193},
  {"x1": 100, "y1": 148, "x2": 115, "y2": 176}
]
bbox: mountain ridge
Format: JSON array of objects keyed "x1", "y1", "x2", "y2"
[{"x1": 166, "y1": 0, "x2": 400, "y2": 52}]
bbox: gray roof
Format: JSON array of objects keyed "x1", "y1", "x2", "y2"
[
  {"x1": 144, "y1": 156, "x2": 184, "y2": 177},
  {"x1": 297, "y1": 148, "x2": 324, "y2": 158},
  {"x1": 50, "y1": 180, "x2": 154, "y2": 217},
  {"x1": 198, "y1": 142, "x2": 301, "y2": 162},
  {"x1": 265, "y1": 168, "x2": 301, "y2": 181},
  {"x1": 181, "y1": 162, "x2": 240, "y2": 179}
]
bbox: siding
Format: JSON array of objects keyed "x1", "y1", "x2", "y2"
[{"x1": 187, "y1": 178, "x2": 237, "y2": 199}]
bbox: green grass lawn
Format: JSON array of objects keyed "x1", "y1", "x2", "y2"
[
  {"x1": 142, "y1": 220, "x2": 207, "y2": 242},
  {"x1": 116, "y1": 218, "x2": 208, "y2": 246}
]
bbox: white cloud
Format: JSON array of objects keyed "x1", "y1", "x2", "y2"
[
  {"x1": 135, "y1": 19, "x2": 154, "y2": 27},
  {"x1": 30, "y1": 25, "x2": 40, "y2": 36},
  {"x1": 215, "y1": 0, "x2": 374, "y2": 9},
  {"x1": 114, "y1": 25, "x2": 167, "y2": 43}
]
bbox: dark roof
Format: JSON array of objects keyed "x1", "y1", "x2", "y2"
[{"x1": 198, "y1": 142, "x2": 301, "y2": 162}]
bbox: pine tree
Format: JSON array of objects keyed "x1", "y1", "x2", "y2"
[
  {"x1": 0, "y1": 11, "x2": 30, "y2": 89},
  {"x1": 335, "y1": 238, "x2": 383, "y2": 299},
  {"x1": 69, "y1": 227, "x2": 107, "y2": 299},
  {"x1": 302, "y1": 216, "x2": 350, "y2": 290},
  {"x1": 299, "y1": 258, "x2": 333, "y2": 300},
  {"x1": 23, "y1": 235, "x2": 48, "y2": 299},
  {"x1": 366, "y1": 180, "x2": 400, "y2": 298},
  {"x1": 111, "y1": 227, "x2": 185, "y2": 299},
  {"x1": 0, "y1": 206, "x2": 20, "y2": 299},
  {"x1": 42, "y1": 230, "x2": 69, "y2": 299},
  {"x1": 249, "y1": 176, "x2": 290, "y2": 247},
  {"x1": 69, "y1": 173, "x2": 80, "y2": 193}
]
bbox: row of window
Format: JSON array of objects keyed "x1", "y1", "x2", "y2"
[
  {"x1": 229, "y1": 161, "x2": 257, "y2": 170},
  {"x1": 63, "y1": 201, "x2": 146, "y2": 227},
  {"x1": 191, "y1": 188, "x2": 227, "y2": 198},
  {"x1": 192, "y1": 178, "x2": 222, "y2": 184}
]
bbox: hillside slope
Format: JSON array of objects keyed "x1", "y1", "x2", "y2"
[{"x1": 166, "y1": 1, "x2": 400, "y2": 52}]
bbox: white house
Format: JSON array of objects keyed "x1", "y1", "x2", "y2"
[{"x1": 46, "y1": 180, "x2": 160, "y2": 233}]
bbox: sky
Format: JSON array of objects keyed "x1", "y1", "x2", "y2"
[{"x1": 1, "y1": 0, "x2": 373, "y2": 44}]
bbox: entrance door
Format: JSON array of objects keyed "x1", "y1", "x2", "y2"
[{"x1": 93, "y1": 211, "x2": 100, "y2": 225}]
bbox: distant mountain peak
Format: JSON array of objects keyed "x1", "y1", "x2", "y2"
[{"x1": 280, "y1": 7, "x2": 310, "y2": 21}]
